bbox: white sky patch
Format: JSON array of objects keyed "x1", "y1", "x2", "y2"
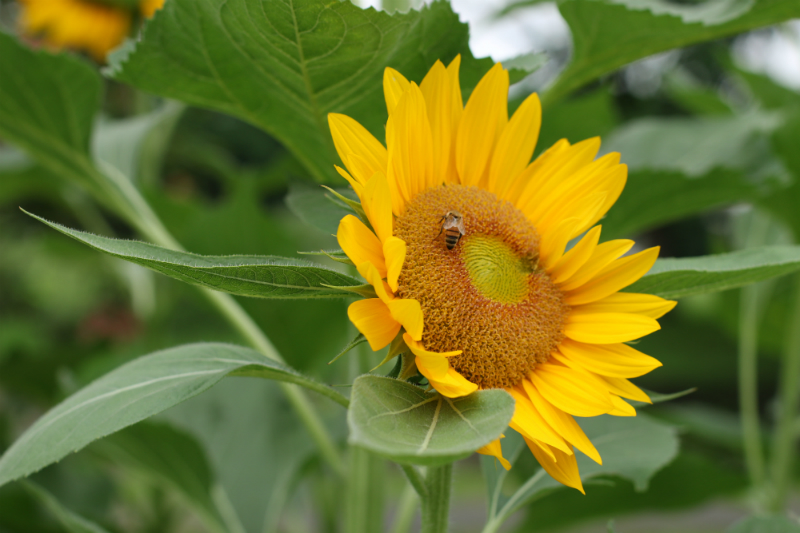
[{"x1": 733, "y1": 21, "x2": 800, "y2": 90}]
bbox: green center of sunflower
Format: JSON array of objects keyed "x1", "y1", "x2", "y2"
[{"x1": 394, "y1": 183, "x2": 570, "y2": 390}]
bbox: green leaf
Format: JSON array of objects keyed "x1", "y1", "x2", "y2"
[
  {"x1": 627, "y1": 246, "x2": 800, "y2": 299},
  {"x1": 546, "y1": 0, "x2": 800, "y2": 103},
  {"x1": 0, "y1": 33, "x2": 101, "y2": 190},
  {"x1": 94, "y1": 422, "x2": 227, "y2": 532},
  {"x1": 21, "y1": 482, "x2": 111, "y2": 533},
  {"x1": 0, "y1": 342, "x2": 348, "y2": 488},
  {"x1": 348, "y1": 376, "x2": 514, "y2": 466},
  {"x1": 603, "y1": 111, "x2": 783, "y2": 177},
  {"x1": 109, "y1": 0, "x2": 515, "y2": 183},
  {"x1": 727, "y1": 516, "x2": 800, "y2": 533},
  {"x1": 489, "y1": 414, "x2": 678, "y2": 527},
  {"x1": 25, "y1": 210, "x2": 362, "y2": 299}
]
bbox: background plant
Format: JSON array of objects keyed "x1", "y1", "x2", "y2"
[{"x1": 0, "y1": 0, "x2": 800, "y2": 531}]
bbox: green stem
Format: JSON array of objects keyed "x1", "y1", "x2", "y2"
[
  {"x1": 739, "y1": 282, "x2": 767, "y2": 489},
  {"x1": 94, "y1": 164, "x2": 347, "y2": 477},
  {"x1": 401, "y1": 464, "x2": 427, "y2": 498},
  {"x1": 769, "y1": 275, "x2": 800, "y2": 512},
  {"x1": 420, "y1": 464, "x2": 452, "y2": 533}
]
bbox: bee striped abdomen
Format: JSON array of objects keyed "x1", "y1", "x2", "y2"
[
  {"x1": 444, "y1": 229, "x2": 462, "y2": 249},
  {"x1": 438, "y1": 211, "x2": 466, "y2": 251}
]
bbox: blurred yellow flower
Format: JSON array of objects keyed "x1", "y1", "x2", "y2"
[
  {"x1": 329, "y1": 58, "x2": 675, "y2": 492},
  {"x1": 18, "y1": 0, "x2": 165, "y2": 60}
]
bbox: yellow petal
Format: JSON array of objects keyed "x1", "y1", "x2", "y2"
[
  {"x1": 529, "y1": 362, "x2": 613, "y2": 417},
  {"x1": 420, "y1": 60, "x2": 453, "y2": 186},
  {"x1": 477, "y1": 438, "x2": 512, "y2": 470},
  {"x1": 386, "y1": 83, "x2": 434, "y2": 211},
  {"x1": 335, "y1": 165, "x2": 364, "y2": 201},
  {"x1": 404, "y1": 333, "x2": 461, "y2": 380},
  {"x1": 564, "y1": 312, "x2": 660, "y2": 344},
  {"x1": 348, "y1": 298, "x2": 399, "y2": 351},
  {"x1": 565, "y1": 247, "x2": 660, "y2": 306},
  {"x1": 573, "y1": 163, "x2": 628, "y2": 236},
  {"x1": 557, "y1": 339, "x2": 662, "y2": 378},
  {"x1": 516, "y1": 137, "x2": 601, "y2": 218},
  {"x1": 338, "y1": 215, "x2": 386, "y2": 276},
  {"x1": 508, "y1": 387, "x2": 571, "y2": 454},
  {"x1": 502, "y1": 139, "x2": 570, "y2": 202},
  {"x1": 328, "y1": 113, "x2": 387, "y2": 185},
  {"x1": 557, "y1": 239, "x2": 634, "y2": 292},
  {"x1": 384, "y1": 237, "x2": 407, "y2": 292},
  {"x1": 445, "y1": 55, "x2": 464, "y2": 183},
  {"x1": 549, "y1": 226, "x2": 602, "y2": 283},
  {"x1": 455, "y1": 62, "x2": 509, "y2": 187},
  {"x1": 362, "y1": 172, "x2": 394, "y2": 243},
  {"x1": 421, "y1": 366, "x2": 478, "y2": 398},
  {"x1": 388, "y1": 298, "x2": 424, "y2": 341},
  {"x1": 601, "y1": 376, "x2": 652, "y2": 403},
  {"x1": 525, "y1": 439, "x2": 585, "y2": 494},
  {"x1": 538, "y1": 217, "x2": 580, "y2": 270},
  {"x1": 384, "y1": 67, "x2": 410, "y2": 115},
  {"x1": 608, "y1": 395, "x2": 637, "y2": 416},
  {"x1": 573, "y1": 292, "x2": 677, "y2": 319},
  {"x1": 488, "y1": 92, "x2": 541, "y2": 194},
  {"x1": 522, "y1": 379, "x2": 602, "y2": 464}
]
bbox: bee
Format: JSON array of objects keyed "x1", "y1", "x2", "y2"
[{"x1": 436, "y1": 211, "x2": 466, "y2": 250}]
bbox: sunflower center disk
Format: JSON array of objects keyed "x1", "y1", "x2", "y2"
[{"x1": 394, "y1": 184, "x2": 570, "y2": 390}]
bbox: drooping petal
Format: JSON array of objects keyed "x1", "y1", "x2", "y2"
[
  {"x1": 384, "y1": 237, "x2": 407, "y2": 292},
  {"x1": 549, "y1": 226, "x2": 602, "y2": 283},
  {"x1": 528, "y1": 363, "x2": 613, "y2": 417},
  {"x1": 525, "y1": 439, "x2": 585, "y2": 494},
  {"x1": 328, "y1": 113, "x2": 388, "y2": 185},
  {"x1": 572, "y1": 292, "x2": 677, "y2": 320},
  {"x1": 507, "y1": 387, "x2": 571, "y2": 453},
  {"x1": 565, "y1": 247, "x2": 660, "y2": 305},
  {"x1": 420, "y1": 60, "x2": 453, "y2": 186},
  {"x1": 522, "y1": 379, "x2": 602, "y2": 464},
  {"x1": 388, "y1": 299, "x2": 424, "y2": 341},
  {"x1": 488, "y1": 92, "x2": 541, "y2": 194},
  {"x1": 564, "y1": 312, "x2": 660, "y2": 344},
  {"x1": 362, "y1": 171, "x2": 394, "y2": 243},
  {"x1": 338, "y1": 215, "x2": 386, "y2": 276},
  {"x1": 419, "y1": 365, "x2": 478, "y2": 398},
  {"x1": 386, "y1": 83, "x2": 434, "y2": 213},
  {"x1": 557, "y1": 339, "x2": 662, "y2": 378},
  {"x1": 477, "y1": 438, "x2": 511, "y2": 470},
  {"x1": 384, "y1": 67, "x2": 410, "y2": 115},
  {"x1": 335, "y1": 165, "x2": 364, "y2": 200},
  {"x1": 348, "y1": 298, "x2": 399, "y2": 351},
  {"x1": 455, "y1": 62, "x2": 509, "y2": 187},
  {"x1": 404, "y1": 333, "x2": 461, "y2": 380}
]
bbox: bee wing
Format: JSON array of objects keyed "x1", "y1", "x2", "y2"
[{"x1": 455, "y1": 217, "x2": 466, "y2": 235}]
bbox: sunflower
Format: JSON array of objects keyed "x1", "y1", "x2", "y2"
[
  {"x1": 18, "y1": 0, "x2": 165, "y2": 60},
  {"x1": 330, "y1": 58, "x2": 676, "y2": 492}
]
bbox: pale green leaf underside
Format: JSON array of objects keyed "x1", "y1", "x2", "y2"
[
  {"x1": 628, "y1": 246, "x2": 800, "y2": 299},
  {"x1": 110, "y1": 0, "x2": 505, "y2": 183},
  {"x1": 348, "y1": 376, "x2": 515, "y2": 466},
  {"x1": 727, "y1": 516, "x2": 800, "y2": 533},
  {"x1": 548, "y1": 0, "x2": 800, "y2": 103},
  {"x1": 0, "y1": 342, "x2": 347, "y2": 488},
  {"x1": 26, "y1": 210, "x2": 361, "y2": 299}
]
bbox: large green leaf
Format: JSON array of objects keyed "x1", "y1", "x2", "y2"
[
  {"x1": 627, "y1": 246, "x2": 800, "y2": 299},
  {"x1": 546, "y1": 0, "x2": 800, "y2": 104},
  {"x1": 0, "y1": 342, "x2": 347, "y2": 488},
  {"x1": 0, "y1": 33, "x2": 100, "y2": 190},
  {"x1": 108, "y1": 0, "x2": 509, "y2": 183},
  {"x1": 26, "y1": 210, "x2": 362, "y2": 299},
  {"x1": 94, "y1": 422, "x2": 228, "y2": 532},
  {"x1": 22, "y1": 482, "x2": 111, "y2": 533},
  {"x1": 348, "y1": 376, "x2": 514, "y2": 466},
  {"x1": 483, "y1": 414, "x2": 679, "y2": 533}
]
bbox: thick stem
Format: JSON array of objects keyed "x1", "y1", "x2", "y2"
[
  {"x1": 420, "y1": 464, "x2": 452, "y2": 533},
  {"x1": 769, "y1": 275, "x2": 800, "y2": 512},
  {"x1": 739, "y1": 282, "x2": 767, "y2": 489}
]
